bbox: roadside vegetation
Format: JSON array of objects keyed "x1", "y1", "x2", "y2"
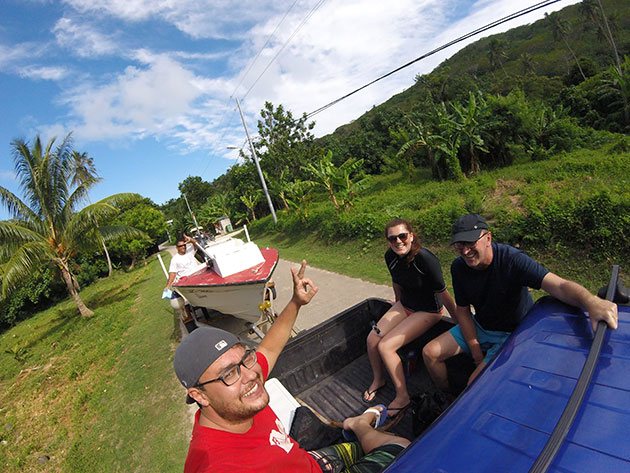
[
  {"x1": 250, "y1": 142, "x2": 629, "y2": 295},
  {"x1": 0, "y1": 256, "x2": 189, "y2": 472},
  {"x1": 0, "y1": 136, "x2": 168, "y2": 330}
]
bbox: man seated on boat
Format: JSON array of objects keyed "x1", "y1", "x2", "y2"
[
  {"x1": 165, "y1": 234, "x2": 200, "y2": 321},
  {"x1": 422, "y1": 213, "x2": 619, "y2": 393},
  {"x1": 174, "y1": 261, "x2": 411, "y2": 473}
]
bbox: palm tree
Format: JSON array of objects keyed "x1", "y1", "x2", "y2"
[
  {"x1": 487, "y1": 38, "x2": 509, "y2": 79},
  {"x1": 434, "y1": 104, "x2": 465, "y2": 181},
  {"x1": 198, "y1": 193, "x2": 233, "y2": 228},
  {"x1": 598, "y1": 58, "x2": 630, "y2": 130},
  {"x1": 302, "y1": 151, "x2": 340, "y2": 210},
  {"x1": 264, "y1": 168, "x2": 291, "y2": 211},
  {"x1": 519, "y1": 52, "x2": 536, "y2": 76},
  {"x1": 546, "y1": 12, "x2": 586, "y2": 81},
  {"x1": 240, "y1": 192, "x2": 261, "y2": 223},
  {"x1": 450, "y1": 92, "x2": 488, "y2": 175},
  {"x1": 580, "y1": 0, "x2": 621, "y2": 73},
  {"x1": 285, "y1": 180, "x2": 315, "y2": 220},
  {"x1": 0, "y1": 134, "x2": 138, "y2": 317},
  {"x1": 395, "y1": 119, "x2": 442, "y2": 180},
  {"x1": 71, "y1": 151, "x2": 114, "y2": 277}
]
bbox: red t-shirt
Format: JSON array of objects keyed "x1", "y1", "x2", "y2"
[{"x1": 183, "y1": 352, "x2": 322, "y2": 473}]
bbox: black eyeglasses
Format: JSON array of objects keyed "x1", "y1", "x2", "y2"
[
  {"x1": 452, "y1": 233, "x2": 487, "y2": 251},
  {"x1": 387, "y1": 232, "x2": 409, "y2": 243},
  {"x1": 196, "y1": 349, "x2": 257, "y2": 388},
  {"x1": 176, "y1": 244, "x2": 186, "y2": 248}
]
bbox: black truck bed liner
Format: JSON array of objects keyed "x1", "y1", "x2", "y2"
[{"x1": 270, "y1": 298, "x2": 472, "y2": 441}]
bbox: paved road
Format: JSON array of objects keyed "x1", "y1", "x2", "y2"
[
  {"x1": 193, "y1": 258, "x2": 392, "y2": 336},
  {"x1": 160, "y1": 245, "x2": 392, "y2": 336},
  {"x1": 271, "y1": 258, "x2": 392, "y2": 332}
]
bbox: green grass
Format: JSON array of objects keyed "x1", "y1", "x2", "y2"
[
  {"x1": 0, "y1": 254, "x2": 189, "y2": 472},
  {"x1": 252, "y1": 146, "x2": 630, "y2": 295}
]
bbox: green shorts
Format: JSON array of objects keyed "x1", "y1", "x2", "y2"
[{"x1": 309, "y1": 441, "x2": 404, "y2": 473}]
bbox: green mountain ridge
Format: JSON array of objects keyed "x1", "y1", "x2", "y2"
[{"x1": 321, "y1": 0, "x2": 629, "y2": 148}]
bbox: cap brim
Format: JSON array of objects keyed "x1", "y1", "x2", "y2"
[{"x1": 450, "y1": 229, "x2": 484, "y2": 244}]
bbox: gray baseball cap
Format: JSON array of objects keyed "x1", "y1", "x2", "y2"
[{"x1": 174, "y1": 326, "x2": 241, "y2": 404}]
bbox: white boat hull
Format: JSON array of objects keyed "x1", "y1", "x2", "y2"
[
  {"x1": 173, "y1": 247, "x2": 279, "y2": 324},
  {"x1": 176, "y1": 282, "x2": 268, "y2": 323}
]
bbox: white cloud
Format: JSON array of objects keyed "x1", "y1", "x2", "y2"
[
  {"x1": 47, "y1": 0, "x2": 583, "y2": 155},
  {"x1": 0, "y1": 170, "x2": 17, "y2": 182},
  {"x1": 18, "y1": 65, "x2": 69, "y2": 81},
  {"x1": 62, "y1": 0, "x2": 286, "y2": 39},
  {"x1": 0, "y1": 42, "x2": 50, "y2": 72},
  {"x1": 62, "y1": 0, "x2": 159, "y2": 22},
  {"x1": 236, "y1": 0, "x2": 582, "y2": 135},
  {"x1": 53, "y1": 17, "x2": 118, "y2": 57},
  {"x1": 61, "y1": 54, "x2": 208, "y2": 142},
  {"x1": 0, "y1": 43, "x2": 30, "y2": 68}
]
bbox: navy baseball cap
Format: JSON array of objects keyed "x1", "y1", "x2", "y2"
[
  {"x1": 174, "y1": 326, "x2": 241, "y2": 404},
  {"x1": 450, "y1": 214, "x2": 489, "y2": 244}
]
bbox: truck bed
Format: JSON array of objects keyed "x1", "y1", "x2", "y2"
[{"x1": 270, "y1": 298, "x2": 472, "y2": 443}]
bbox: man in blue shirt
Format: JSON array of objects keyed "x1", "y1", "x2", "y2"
[{"x1": 422, "y1": 214, "x2": 619, "y2": 392}]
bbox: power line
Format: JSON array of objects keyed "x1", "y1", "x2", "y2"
[
  {"x1": 197, "y1": 1, "x2": 302, "y2": 178},
  {"x1": 242, "y1": 0, "x2": 328, "y2": 99},
  {"x1": 232, "y1": 0, "x2": 301, "y2": 98},
  {"x1": 304, "y1": 0, "x2": 565, "y2": 120}
]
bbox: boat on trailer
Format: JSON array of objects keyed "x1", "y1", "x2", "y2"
[
  {"x1": 170, "y1": 226, "x2": 279, "y2": 330},
  {"x1": 264, "y1": 266, "x2": 629, "y2": 472}
]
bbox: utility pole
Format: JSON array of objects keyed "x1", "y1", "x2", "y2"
[
  {"x1": 182, "y1": 193, "x2": 201, "y2": 235},
  {"x1": 235, "y1": 97, "x2": 277, "y2": 224}
]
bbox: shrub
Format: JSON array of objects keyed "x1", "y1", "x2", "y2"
[
  {"x1": 511, "y1": 191, "x2": 628, "y2": 258},
  {"x1": 0, "y1": 267, "x2": 65, "y2": 329},
  {"x1": 417, "y1": 198, "x2": 466, "y2": 242},
  {"x1": 74, "y1": 253, "x2": 109, "y2": 287}
]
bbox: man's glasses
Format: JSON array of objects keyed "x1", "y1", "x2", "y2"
[
  {"x1": 176, "y1": 244, "x2": 186, "y2": 248},
  {"x1": 196, "y1": 349, "x2": 257, "y2": 388},
  {"x1": 387, "y1": 232, "x2": 409, "y2": 243},
  {"x1": 452, "y1": 233, "x2": 487, "y2": 251}
]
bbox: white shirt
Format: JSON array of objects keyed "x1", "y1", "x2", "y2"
[{"x1": 168, "y1": 243, "x2": 199, "y2": 282}]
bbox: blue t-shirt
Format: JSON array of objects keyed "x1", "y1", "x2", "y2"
[
  {"x1": 451, "y1": 242, "x2": 549, "y2": 332},
  {"x1": 385, "y1": 247, "x2": 446, "y2": 312}
]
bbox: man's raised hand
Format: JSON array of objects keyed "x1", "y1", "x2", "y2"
[{"x1": 291, "y1": 260, "x2": 318, "y2": 306}]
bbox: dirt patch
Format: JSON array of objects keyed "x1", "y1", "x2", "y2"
[{"x1": 488, "y1": 179, "x2": 524, "y2": 212}]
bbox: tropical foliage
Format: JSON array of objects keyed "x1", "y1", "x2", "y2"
[
  {"x1": 0, "y1": 134, "x2": 142, "y2": 318},
  {"x1": 157, "y1": 0, "x2": 627, "y2": 229}
]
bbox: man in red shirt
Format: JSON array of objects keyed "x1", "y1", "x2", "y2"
[{"x1": 174, "y1": 261, "x2": 410, "y2": 472}]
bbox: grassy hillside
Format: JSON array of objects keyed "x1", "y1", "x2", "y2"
[
  {"x1": 322, "y1": 0, "x2": 630, "y2": 138},
  {"x1": 251, "y1": 142, "x2": 629, "y2": 293},
  {"x1": 0, "y1": 257, "x2": 189, "y2": 472}
]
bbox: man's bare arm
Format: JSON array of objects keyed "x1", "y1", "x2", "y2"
[
  {"x1": 541, "y1": 272, "x2": 618, "y2": 330},
  {"x1": 258, "y1": 260, "x2": 318, "y2": 371}
]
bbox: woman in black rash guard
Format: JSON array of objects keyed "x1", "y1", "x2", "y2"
[{"x1": 363, "y1": 219, "x2": 456, "y2": 417}]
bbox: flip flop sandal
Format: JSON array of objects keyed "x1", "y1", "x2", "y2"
[
  {"x1": 362, "y1": 381, "x2": 387, "y2": 403},
  {"x1": 342, "y1": 404, "x2": 388, "y2": 442},
  {"x1": 387, "y1": 402, "x2": 411, "y2": 420}
]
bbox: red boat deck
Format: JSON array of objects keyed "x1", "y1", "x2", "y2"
[{"x1": 174, "y1": 247, "x2": 279, "y2": 288}]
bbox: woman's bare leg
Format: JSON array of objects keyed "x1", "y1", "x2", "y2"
[
  {"x1": 364, "y1": 302, "x2": 407, "y2": 400},
  {"x1": 378, "y1": 311, "x2": 441, "y2": 410}
]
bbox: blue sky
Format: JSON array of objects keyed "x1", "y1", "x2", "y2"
[{"x1": 0, "y1": 0, "x2": 579, "y2": 219}]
